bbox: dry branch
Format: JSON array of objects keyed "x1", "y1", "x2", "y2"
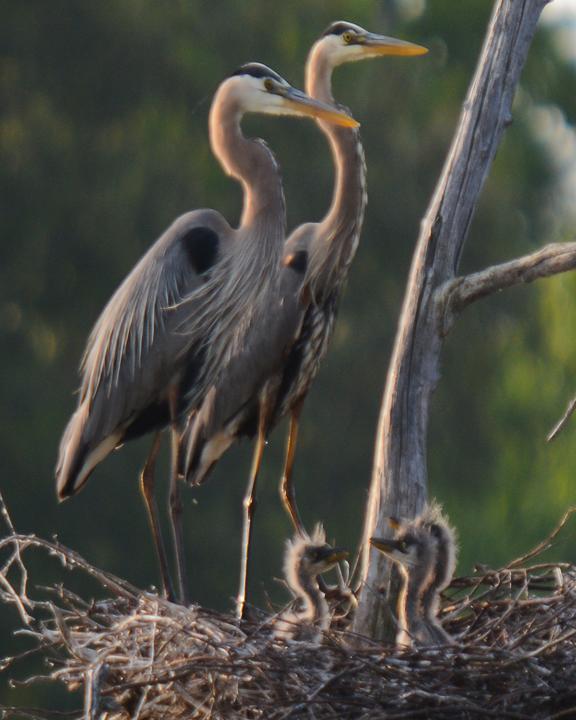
[
  {"x1": 438, "y1": 242, "x2": 576, "y2": 333},
  {"x1": 548, "y1": 397, "x2": 576, "y2": 441},
  {"x1": 354, "y1": 0, "x2": 552, "y2": 640}
]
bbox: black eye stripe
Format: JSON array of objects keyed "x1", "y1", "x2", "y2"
[
  {"x1": 230, "y1": 63, "x2": 284, "y2": 83},
  {"x1": 321, "y1": 21, "x2": 361, "y2": 38}
]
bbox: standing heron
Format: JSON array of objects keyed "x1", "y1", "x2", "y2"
[
  {"x1": 181, "y1": 23, "x2": 427, "y2": 617},
  {"x1": 55, "y1": 63, "x2": 357, "y2": 603}
]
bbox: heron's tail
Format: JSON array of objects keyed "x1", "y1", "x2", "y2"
[{"x1": 55, "y1": 404, "x2": 120, "y2": 500}]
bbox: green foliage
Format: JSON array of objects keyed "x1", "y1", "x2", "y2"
[{"x1": 1, "y1": 0, "x2": 576, "y2": 707}]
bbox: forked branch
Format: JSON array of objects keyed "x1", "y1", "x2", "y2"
[{"x1": 439, "y1": 241, "x2": 576, "y2": 334}]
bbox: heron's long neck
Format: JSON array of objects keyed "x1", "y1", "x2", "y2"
[
  {"x1": 304, "y1": 45, "x2": 367, "y2": 292},
  {"x1": 293, "y1": 567, "x2": 328, "y2": 629},
  {"x1": 398, "y1": 564, "x2": 428, "y2": 638},
  {"x1": 421, "y1": 576, "x2": 440, "y2": 624},
  {"x1": 209, "y1": 98, "x2": 286, "y2": 236},
  {"x1": 197, "y1": 91, "x2": 286, "y2": 380},
  {"x1": 422, "y1": 534, "x2": 454, "y2": 623}
]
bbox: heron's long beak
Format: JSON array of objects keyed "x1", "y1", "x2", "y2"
[
  {"x1": 361, "y1": 33, "x2": 428, "y2": 57},
  {"x1": 281, "y1": 87, "x2": 359, "y2": 128},
  {"x1": 370, "y1": 537, "x2": 402, "y2": 554}
]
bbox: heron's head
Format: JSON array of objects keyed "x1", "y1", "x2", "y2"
[
  {"x1": 285, "y1": 524, "x2": 348, "y2": 581},
  {"x1": 315, "y1": 20, "x2": 428, "y2": 67},
  {"x1": 301, "y1": 542, "x2": 349, "y2": 576},
  {"x1": 222, "y1": 62, "x2": 358, "y2": 127},
  {"x1": 370, "y1": 526, "x2": 431, "y2": 570}
]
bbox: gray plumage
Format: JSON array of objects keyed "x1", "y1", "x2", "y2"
[{"x1": 56, "y1": 210, "x2": 229, "y2": 498}]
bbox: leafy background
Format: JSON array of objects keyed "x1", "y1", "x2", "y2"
[{"x1": 1, "y1": 0, "x2": 576, "y2": 710}]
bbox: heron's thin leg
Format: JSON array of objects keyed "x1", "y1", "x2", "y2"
[
  {"x1": 168, "y1": 388, "x2": 188, "y2": 605},
  {"x1": 280, "y1": 399, "x2": 306, "y2": 536},
  {"x1": 236, "y1": 402, "x2": 269, "y2": 620},
  {"x1": 280, "y1": 401, "x2": 335, "y2": 596},
  {"x1": 139, "y1": 432, "x2": 175, "y2": 600}
]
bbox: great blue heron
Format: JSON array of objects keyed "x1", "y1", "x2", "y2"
[
  {"x1": 55, "y1": 63, "x2": 356, "y2": 603},
  {"x1": 370, "y1": 508, "x2": 456, "y2": 648},
  {"x1": 180, "y1": 22, "x2": 427, "y2": 617},
  {"x1": 274, "y1": 525, "x2": 348, "y2": 642}
]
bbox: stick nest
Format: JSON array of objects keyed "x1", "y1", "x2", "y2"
[{"x1": 1, "y1": 501, "x2": 576, "y2": 720}]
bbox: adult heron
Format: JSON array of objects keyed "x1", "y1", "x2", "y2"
[
  {"x1": 181, "y1": 23, "x2": 427, "y2": 617},
  {"x1": 55, "y1": 63, "x2": 356, "y2": 603}
]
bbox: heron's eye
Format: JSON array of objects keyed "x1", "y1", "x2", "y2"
[
  {"x1": 342, "y1": 31, "x2": 354, "y2": 44},
  {"x1": 398, "y1": 540, "x2": 407, "y2": 552},
  {"x1": 264, "y1": 78, "x2": 274, "y2": 92}
]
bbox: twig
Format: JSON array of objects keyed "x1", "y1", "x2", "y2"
[
  {"x1": 0, "y1": 533, "x2": 140, "y2": 600},
  {"x1": 547, "y1": 395, "x2": 576, "y2": 441},
  {"x1": 507, "y1": 506, "x2": 576, "y2": 569}
]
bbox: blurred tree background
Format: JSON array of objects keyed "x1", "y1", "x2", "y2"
[{"x1": 2, "y1": 0, "x2": 576, "y2": 708}]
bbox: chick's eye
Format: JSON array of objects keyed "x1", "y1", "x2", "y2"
[
  {"x1": 342, "y1": 31, "x2": 354, "y2": 44},
  {"x1": 264, "y1": 78, "x2": 274, "y2": 92}
]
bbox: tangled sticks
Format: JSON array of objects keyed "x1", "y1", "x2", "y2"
[{"x1": 1, "y1": 496, "x2": 576, "y2": 719}]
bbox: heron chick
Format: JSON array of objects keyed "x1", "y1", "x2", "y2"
[
  {"x1": 371, "y1": 506, "x2": 456, "y2": 648},
  {"x1": 274, "y1": 525, "x2": 348, "y2": 642}
]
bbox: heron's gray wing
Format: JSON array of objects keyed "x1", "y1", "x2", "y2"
[
  {"x1": 56, "y1": 209, "x2": 231, "y2": 498},
  {"x1": 182, "y1": 253, "x2": 307, "y2": 485}
]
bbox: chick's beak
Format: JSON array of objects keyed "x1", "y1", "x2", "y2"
[
  {"x1": 318, "y1": 546, "x2": 349, "y2": 564},
  {"x1": 361, "y1": 33, "x2": 428, "y2": 57},
  {"x1": 281, "y1": 86, "x2": 359, "y2": 128},
  {"x1": 370, "y1": 537, "x2": 402, "y2": 554}
]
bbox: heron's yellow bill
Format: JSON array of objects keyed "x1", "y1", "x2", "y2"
[
  {"x1": 364, "y1": 33, "x2": 428, "y2": 57},
  {"x1": 282, "y1": 87, "x2": 359, "y2": 128},
  {"x1": 327, "y1": 548, "x2": 349, "y2": 564}
]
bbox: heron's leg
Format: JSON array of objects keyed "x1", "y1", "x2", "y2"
[
  {"x1": 280, "y1": 400, "x2": 333, "y2": 595},
  {"x1": 280, "y1": 399, "x2": 306, "y2": 536},
  {"x1": 236, "y1": 401, "x2": 269, "y2": 620},
  {"x1": 139, "y1": 432, "x2": 174, "y2": 600},
  {"x1": 168, "y1": 388, "x2": 188, "y2": 605}
]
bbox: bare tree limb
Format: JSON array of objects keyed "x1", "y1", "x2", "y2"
[
  {"x1": 438, "y1": 242, "x2": 576, "y2": 334},
  {"x1": 547, "y1": 396, "x2": 576, "y2": 441},
  {"x1": 353, "y1": 0, "x2": 550, "y2": 640}
]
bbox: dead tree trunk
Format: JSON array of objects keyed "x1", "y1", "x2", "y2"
[{"x1": 353, "y1": 0, "x2": 557, "y2": 640}]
